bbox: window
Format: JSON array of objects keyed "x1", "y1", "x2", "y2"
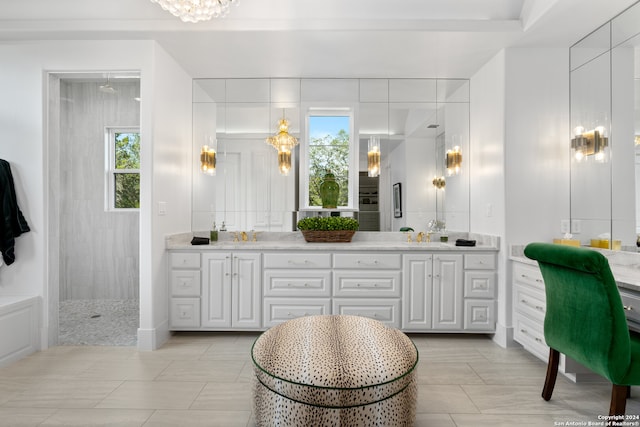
[
  {"x1": 106, "y1": 127, "x2": 140, "y2": 210},
  {"x1": 302, "y1": 110, "x2": 357, "y2": 210}
]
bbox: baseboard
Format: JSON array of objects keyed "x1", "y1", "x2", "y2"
[
  {"x1": 492, "y1": 323, "x2": 515, "y2": 348},
  {"x1": 137, "y1": 319, "x2": 170, "y2": 351}
]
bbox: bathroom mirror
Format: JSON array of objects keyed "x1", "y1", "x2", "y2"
[
  {"x1": 570, "y1": 1, "x2": 640, "y2": 250},
  {"x1": 192, "y1": 78, "x2": 469, "y2": 233}
]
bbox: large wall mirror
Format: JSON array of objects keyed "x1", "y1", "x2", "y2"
[
  {"x1": 570, "y1": 1, "x2": 640, "y2": 250},
  {"x1": 192, "y1": 78, "x2": 469, "y2": 233}
]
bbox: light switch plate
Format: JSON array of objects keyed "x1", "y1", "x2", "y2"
[
  {"x1": 560, "y1": 220, "x2": 570, "y2": 234},
  {"x1": 571, "y1": 219, "x2": 581, "y2": 234},
  {"x1": 158, "y1": 201, "x2": 167, "y2": 216}
]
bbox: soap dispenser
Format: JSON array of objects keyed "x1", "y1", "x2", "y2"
[{"x1": 210, "y1": 222, "x2": 218, "y2": 242}]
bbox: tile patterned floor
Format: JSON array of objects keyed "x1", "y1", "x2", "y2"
[{"x1": 0, "y1": 332, "x2": 638, "y2": 426}]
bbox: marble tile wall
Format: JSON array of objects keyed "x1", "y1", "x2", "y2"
[{"x1": 59, "y1": 80, "x2": 140, "y2": 300}]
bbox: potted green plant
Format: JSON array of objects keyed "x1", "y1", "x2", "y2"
[{"x1": 297, "y1": 216, "x2": 359, "y2": 243}]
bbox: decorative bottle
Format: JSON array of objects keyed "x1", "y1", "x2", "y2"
[
  {"x1": 210, "y1": 222, "x2": 218, "y2": 242},
  {"x1": 320, "y1": 171, "x2": 340, "y2": 209}
]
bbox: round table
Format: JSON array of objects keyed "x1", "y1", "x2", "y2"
[{"x1": 251, "y1": 315, "x2": 418, "y2": 426}]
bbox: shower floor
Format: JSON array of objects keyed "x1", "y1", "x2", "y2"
[{"x1": 58, "y1": 299, "x2": 139, "y2": 346}]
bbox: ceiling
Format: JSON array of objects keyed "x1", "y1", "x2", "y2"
[{"x1": 0, "y1": 0, "x2": 637, "y2": 78}]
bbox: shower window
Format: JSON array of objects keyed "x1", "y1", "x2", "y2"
[{"x1": 106, "y1": 127, "x2": 140, "y2": 210}]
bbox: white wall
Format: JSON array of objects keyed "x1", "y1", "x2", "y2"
[
  {"x1": 470, "y1": 51, "x2": 508, "y2": 346},
  {"x1": 470, "y1": 47, "x2": 570, "y2": 348},
  {"x1": 505, "y1": 48, "x2": 570, "y2": 245},
  {"x1": 139, "y1": 43, "x2": 193, "y2": 351},
  {"x1": 0, "y1": 40, "x2": 192, "y2": 351}
]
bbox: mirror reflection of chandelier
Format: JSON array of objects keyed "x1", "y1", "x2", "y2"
[
  {"x1": 150, "y1": 0, "x2": 238, "y2": 23},
  {"x1": 266, "y1": 116, "x2": 299, "y2": 176}
]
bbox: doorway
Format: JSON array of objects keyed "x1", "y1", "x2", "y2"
[{"x1": 47, "y1": 71, "x2": 141, "y2": 346}]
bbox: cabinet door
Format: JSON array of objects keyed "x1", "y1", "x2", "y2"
[
  {"x1": 464, "y1": 299, "x2": 495, "y2": 331},
  {"x1": 232, "y1": 253, "x2": 262, "y2": 328},
  {"x1": 402, "y1": 254, "x2": 433, "y2": 330},
  {"x1": 432, "y1": 254, "x2": 463, "y2": 330},
  {"x1": 202, "y1": 253, "x2": 232, "y2": 328}
]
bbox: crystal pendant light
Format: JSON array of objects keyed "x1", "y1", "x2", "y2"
[
  {"x1": 266, "y1": 115, "x2": 299, "y2": 176},
  {"x1": 150, "y1": 0, "x2": 238, "y2": 23}
]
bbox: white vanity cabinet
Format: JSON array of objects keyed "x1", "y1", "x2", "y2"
[
  {"x1": 512, "y1": 261, "x2": 548, "y2": 360},
  {"x1": 169, "y1": 252, "x2": 202, "y2": 328},
  {"x1": 402, "y1": 254, "x2": 464, "y2": 331},
  {"x1": 332, "y1": 253, "x2": 402, "y2": 327},
  {"x1": 262, "y1": 253, "x2": 331, "y2": 327},
  {"x1": 201, "y1": 252, "x2": 261, "y2": 329},
  {"x1": 167, "y1": 240, "x2": 499, "y2": 333},
  {"x1": 512, "y1": 259, "x2": 598, "y2": 382},
  {"x1": 463, "y1": 254, "x2": 497, "y2": 331}
]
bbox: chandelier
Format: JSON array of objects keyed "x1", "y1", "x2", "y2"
[
  {"x1": 150, "y1": 0, "x2": 238, "y2": 23},
  {"x1": 266, "y1": 117, "x2": 299, "y2": 176}
]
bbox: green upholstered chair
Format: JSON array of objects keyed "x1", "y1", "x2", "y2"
[{"x1": 524, "y1": 242, "x2": 640, "y2": 416}]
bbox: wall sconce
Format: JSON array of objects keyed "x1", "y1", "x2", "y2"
[
  {"x1": 200, "y1": 138, "x2": 217, "y2": 176},
  {"x1": 571, "y1": 126, "x2": 608, "y2": 162},
  {"x1": 635, "y1": 135, "x2": 640, "y2": 146},
  {"x1": 368, "y1": 135, "x2": 381, "y2": 178},
  {"x1": 266, "y1": 115, "x2": 299, "y2": 176},
  {"x1": 432, "y1": 176, "x2": 446, "y2": 189},
  {"x1": 446, "y1": 146, "x2": 462, "y2": 176}
]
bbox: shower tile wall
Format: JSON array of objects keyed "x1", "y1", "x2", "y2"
[{"x1": 59, "y1": 80, "x2": 140, "y2": 300}]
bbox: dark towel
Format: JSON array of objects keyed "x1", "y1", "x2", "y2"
[
  {"x1": 455, "y1": 239, "x2": 476, "y2": 247},
  {"x1": 0, "y1": 159, "x2": 30, "y2": 265},
  {"x1": 191, "y1": 236, "x2": 209, "y2": 245}
]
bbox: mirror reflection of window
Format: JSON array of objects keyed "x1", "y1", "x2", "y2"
[{"x1": 306, "y1": 113, "x2": 354, "y2": 209}]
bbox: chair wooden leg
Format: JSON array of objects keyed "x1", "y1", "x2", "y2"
[
  {"x1": 542, "y1": 348, "x2": 560, "y2": 401},
  {"x1": 610, "y1": 384, "x2": 628, "y2": 416},
  {"x1": 628, "y1": 385, "x2": 631, "y2": 398}
]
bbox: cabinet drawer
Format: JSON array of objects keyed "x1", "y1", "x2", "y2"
[
  {"x1": 263, "y1": 253, "x2": 331, "y2": 269},
  {"x1": 263, "y1": 270, "x2": 331, "y2": 297},
  {"x1": 332, "y1": 298, "x2": 400, "y2": 327},
  {"x1": 333, "y1": 253, "x2": 401, "y2": 269},
  {"x1": 170, "y1": 270, "x2": 201, "y2": 297},
  {"x1": 620, "y1": 291, "x2": 640, "y2": 325},
  {"x1": 514, "y1": 314, "x2": 548, "y2": 361},
  {"x1": 464, "y1": 272, "x2": 495, "y2": 298},
  {"x1": 464, "y1": 299, "x2": 495, "y2": 331},
  {"x1": 464, "y1": 253, "x2": 496, "y2": 270},
  {"x1": 170, "y1": 252, "x2": 201, "y2": 269},
  {"x1": 513, "y1": 262, "x2": 545, "y2": 290},
  {"x1": 170, "y1": 298, "x2": 201, "y2": 328},
  {"x1": 514, "y1": 283, "x2": 546, "y2": 322},
  {"x1": 263, "y1": 298, "x2": 331, "y2": 327},
  {"x1": 333, "y1": 271, "x2": 401, "y2": 297}
]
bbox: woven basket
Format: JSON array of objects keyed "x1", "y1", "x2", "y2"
[{"x1": 301, "y1": 230, "x2": 356, "y2": 243}]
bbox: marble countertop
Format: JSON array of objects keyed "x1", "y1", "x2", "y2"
[
  {"x1": 510, "y1": 245, "x2": 640, "y2": 292},
  {"x1": 167, "y1": 231, "x2": 499, "y2": 252}
]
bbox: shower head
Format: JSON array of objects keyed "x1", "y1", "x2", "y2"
[{"x1": 99, "y1": 75, "x2": 117, "y2": 94}]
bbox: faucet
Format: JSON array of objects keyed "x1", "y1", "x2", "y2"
[
  {"x1": 416, "y1": 232, "x2": 425, "y2": 243},
  {"x1": 241, "y1": 231, "x2": 248, "y2": 242}
]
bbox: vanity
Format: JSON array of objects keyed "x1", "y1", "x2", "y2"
[
  {"x1": 166, "y1": 232, "x2": 498, "y2": 333},
  {"x1": 510, "y1": 246, "x2": 640, "y2": 382}
]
